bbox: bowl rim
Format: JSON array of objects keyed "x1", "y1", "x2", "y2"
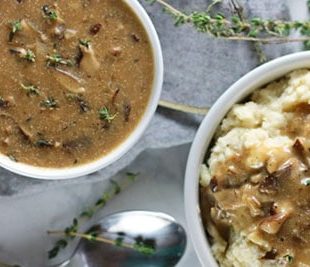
[
  {"x1": 0, "y1": 0, "x2": 164, "y2": 180},
  {"x1": 184, "y1": 51, "x2": 310, "y2": 267}
]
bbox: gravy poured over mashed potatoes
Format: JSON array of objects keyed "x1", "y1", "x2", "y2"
[
  {"x1": 200, "y1": 70, "x2": 310, "y2": 267},
  {"x1": 0, "y1": 0, "x2": 153, "y2": 167}
]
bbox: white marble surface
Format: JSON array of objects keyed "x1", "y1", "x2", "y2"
[{"x1": 0, "y1": 0, "x2": 307, "y2": 266}]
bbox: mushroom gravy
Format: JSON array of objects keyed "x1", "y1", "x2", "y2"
[
  {"x1": 200, "y1": 71, "x2": 310, "y2": 266},
  {"x1": 0, "y1": 0, "x2": 154, "y2": 167}
]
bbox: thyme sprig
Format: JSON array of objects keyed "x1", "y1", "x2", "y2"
[
  {"x1": 99, "y1": 106, "x2": 117, "y2": 123},
  {"x1": 20, "y1": 83, "x2": 40, "y2": 96},
  {"x1": 42, "y1": 5, "x2": 58, "y2": 21},
  {"x1": 46, "y1": 54, "x2": 73, "y2": 67},
  {"x1": 40, "y1": 97, "x2": 58, "y2": 109},
  {"x1": 47, "y1": 173, "x2": 140, "y2": 259},
  {"x1": 79, "y1": 39, "x2": 91, "y2": 49},
  {"x1": 9, "y1": 20, "x2": 22, "y2": 41},
  {"x1": 48, "y1": 229, "x2": 156, "y2": 256},
  {"x1": 148, "y1": 0, "x2": 310, "y2": 45}
]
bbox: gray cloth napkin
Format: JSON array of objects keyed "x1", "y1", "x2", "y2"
[{"x1": 0, "y1": 0, "x2": 299, "y2": 196}]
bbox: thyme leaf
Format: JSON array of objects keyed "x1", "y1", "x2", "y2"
[
  {"x1": 9, "y1": 20, "x2": 22, "y2": 41},
  {"x1": 42, "y1": 5, "x2": 58, "y2": 21},
  {"x1": 40, "y1": 97, "x2": 58, "y2": 109},
  {"x1": 99, "y1": 107, "x2": 117, "y2": 123},
  {"x1": 79, "y1": 39, "x2": 91, "y2": 48},
  {"x1": 35, "y1": 139, "x2": 54, "y2": 148},
  {"x1": 66, "y1": 93, "x2": 90, "y2": 113}
]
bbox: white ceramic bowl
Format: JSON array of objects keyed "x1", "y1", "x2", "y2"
[
  {"x1": 184, "y1": 51, "x2": 310, "y2": 266},
  {"x1": 0, "y1": 0, "x2": 163, "y2": 180}
]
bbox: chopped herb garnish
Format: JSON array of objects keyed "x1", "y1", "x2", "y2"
[
  {"x1": 8, "y1": 154, "x2": 18, "y2": 162},
  {"x1": 42, "y1": 5, "x2": 58, "y2": 21},
  {"x1": 11, "y1": 20, "x2": 22, "y2": 33},
  {"x1": 283, "y1": 254, "x2": 294, "y2": 263},
  {"x1": 9, "y1": 47, "x2": 35, "y2": 62},
  {"x1": 99, "y1": 106, "x2": 117, "y2": 123},
  {"x1": 40, "y1": 97, "x2": 58, "y2": 109},
  {"x1": 46, "y1": 54, "x2": 73, "y2": 67},
  {"x1": 301, "y1": 178, "x2": 310, "y2": 186},
  {"x1": 79, "y1": 39, "x2": 91, "y2": 48},
  {"x1": 66, "y1": 93, "x2": 90, "y2": 113},
  {"x1": 0, "y1": 97, "x2": 9, "y2": 108},
  {"x1": 36, "y1": 139, "x2": 54, "y2": 148},
  {"x1": 16, "y1": 48, "x2": 36, "y2": 62},
  {"x1": 21, "y1": 83, "x2": 40, "y2": 96},
  {"x1": 9, "y1": 20, "x2": 22, "y2": 41}
]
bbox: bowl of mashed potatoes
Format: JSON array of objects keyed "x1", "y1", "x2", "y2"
[{"x1": 185, "y1": 51, "x2": 310, "y2": 267}]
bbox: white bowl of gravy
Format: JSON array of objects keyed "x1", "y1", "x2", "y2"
[{"x1": 0, "y1": 0, "x2": 163, "y2": 179}]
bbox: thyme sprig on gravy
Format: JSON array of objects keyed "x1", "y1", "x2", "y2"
[
  {"x1": 79, "y1": 39, "x2": 91, "y2": 48},
  {"x1": 66, "y1": 93, "x2": 90, "y2": 113},
  {"x1": 9, "y1": 20, "x2": 22, "y2": 41},
  {"x1": 10, "y1": 48, "x2": 36, "y2": 62},
  {"x1": 40, "y1": 97, "x2": 58, "y2": 109},
  {"x1": 20, "y1": 83, "x2": 40, "y2": 96},
  {"x1": 42, "y1": 5, "x2": 58, "y2": 21},
  {"x1": 46, "y1": 54, "x2": 73, "y2": 67},
  {"x1": 147, "y1": 0, "x2": 310, "y2": 46},
  {"x1": 99, "y1": 106, "x2": 117, "y2": 123}
]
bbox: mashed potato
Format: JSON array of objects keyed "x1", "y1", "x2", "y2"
[{"x1": 200, "y1": 70, "x2": 310, "y2": 267}]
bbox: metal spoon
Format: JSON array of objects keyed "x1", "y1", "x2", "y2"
[{"x1": 56, "y1": 211, "x2": 187, "y2": 267}]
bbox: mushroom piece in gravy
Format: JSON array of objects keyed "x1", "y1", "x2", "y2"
[{"x1": 0, "y1": 0, "x2": 154, "y2": 167}]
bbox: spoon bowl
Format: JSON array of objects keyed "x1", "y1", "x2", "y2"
[{"x1": 58, "y1": 211, "x2": 187, "y2": 267}]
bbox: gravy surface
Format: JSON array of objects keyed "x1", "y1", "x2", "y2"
[{"x1": 0, "y1": 0, "x2": 154, "y2": 167}]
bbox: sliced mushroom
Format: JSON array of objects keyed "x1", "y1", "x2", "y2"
[
  {"x1": 259, "y1": 162, "x2": 292, "y2": 195},
  {"x1": 293, "y1": 138, "x2": 310, "y2": 168},
  {"x1": 20, "y1": 19, "x2": 48, "y2": 42},
  {"x1": 248, "y1": 230, "x2": 272, "y2": 251},
  {"x1": 63, "y1": 136, "x2": 92, "y2": 152},
  {"x1": 259, "y1": 201, "x2": 294, "y2": 234},
  {"x1": 79, "y1": 42, "x2": 100, "y2": 75},
  {"x1": 64, "y1": 29, "x2": 78, "y2": 40},
  {"x1": 54, "y1": 68, "x2": 85, "y2": 94},
  {"x1": 0, "y1": 113, "x2": 34, "y2": 142}
]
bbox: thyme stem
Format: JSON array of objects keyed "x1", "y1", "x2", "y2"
[
  {"x1": 149, "y1": 0, "x2": 310, "y2": 44},
  {"x1": 155, "y1": 0, "x2": 187, "y2": 18},
  {"x1": 159, "y1": 99, "x2": 209, "y2": 115},
  {"x1": 47, "y1": 230, "x2": 133, "y2": 249},
  {"x1": 224, "y1": 36, "x2": 310, "y2": 43}
]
